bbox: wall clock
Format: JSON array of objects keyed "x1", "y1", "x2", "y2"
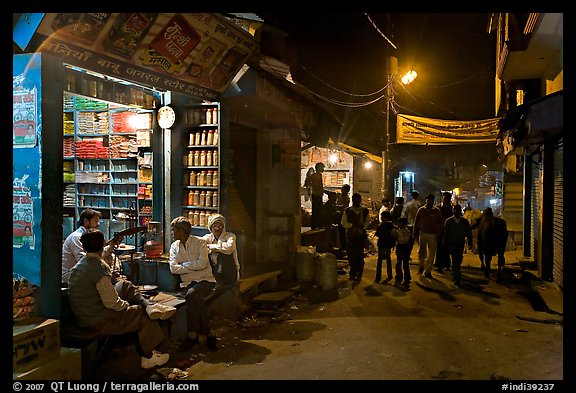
[{"x1": 157, "y1": 105, "x2": 176, "y2": 129}]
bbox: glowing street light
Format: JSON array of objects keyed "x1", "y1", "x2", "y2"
[{"x1": 401, "y1": 70, "x2": 418, "y2": 85}]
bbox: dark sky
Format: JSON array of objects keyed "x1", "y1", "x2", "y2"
[
  {"x1": 259, "y1": 13, "x2": 496, "y2": 121},
  {"x1": 258, "y1": 13, "x2": 500, "y2": 189}
]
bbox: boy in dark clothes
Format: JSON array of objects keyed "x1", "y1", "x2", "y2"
[{"x1": 374, "y1": 210, "x2": 397, "y2": 283}]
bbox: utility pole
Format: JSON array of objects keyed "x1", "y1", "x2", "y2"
[{"x1": 382, "y1": 55, "x2": 397, "y2": 201}]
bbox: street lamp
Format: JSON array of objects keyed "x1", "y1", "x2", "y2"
[
  {"x1": 383, "y1": 59, "x2": 418, "y2": 201},
  {"x1": 401, "y1": 70, "x2": 418, "y2": 85}
]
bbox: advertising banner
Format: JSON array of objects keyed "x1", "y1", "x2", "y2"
[
  {"x1": 32, "y1": 13, "x2": 258, "y2": 100},
  {"x1": 396, "y1": 114, "x2": 500, "y2": 145}
]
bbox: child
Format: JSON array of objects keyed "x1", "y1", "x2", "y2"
[
  {"x1": 374, "y1": 210, "x2": 397, "y2": 283},
  {"x1": 395, "y1": 217, "x2": 412, "y2": 287}
]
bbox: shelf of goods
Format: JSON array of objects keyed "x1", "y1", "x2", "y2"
[
  {"x1": 323, "y1": 168, "x2": 350, "y2": 189},
  {"x1": 181, "y1": 102, "x2": 220, "y2": 229},
  {"x1": 62, "y1": 93, "x2": 154, "y2": 247}
]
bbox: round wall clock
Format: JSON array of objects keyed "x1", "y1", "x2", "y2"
[{"x1": 157, "y1": 105, "x2": 176, "y2": 129}]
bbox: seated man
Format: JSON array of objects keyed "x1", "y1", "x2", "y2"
[
  {"x1": 62, "y1": 208, "x2": 123, "y2": 284},
  {"x1": 169, "y1": 216, "x2": 218, "y2": 352},
  {"x1": 202, "y1": 213, "x2": 240, "y2": 286},
  {"x1": 67, "y1": 229, "x2": 175, "y2": 369}
]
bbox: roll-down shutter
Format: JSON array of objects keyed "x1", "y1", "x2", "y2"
[
  {"x1": 552, "y1": 138, "x2": 563, "y2": 290},
  {"x1": 530, "y1": 154, "x2": 542, "y2": 263}
]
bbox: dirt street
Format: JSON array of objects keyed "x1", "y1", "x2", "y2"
[{"x1": 93, "y1": 248, "x2": 563, "y2": 384}]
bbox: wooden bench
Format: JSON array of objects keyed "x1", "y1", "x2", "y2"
[{"x1": 239, "y1": 270, "x2": 283, "y2": 296}]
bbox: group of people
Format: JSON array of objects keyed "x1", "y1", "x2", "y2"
[
  {"x1": 411, "y1": 192, "x2": 508, "y2": 286},
  {"x1": 62, "y1": 208, "x2": 239, "y2": 369},
  {"x1": 372, "y1": 189, "x2": 509, "y2": 288}
]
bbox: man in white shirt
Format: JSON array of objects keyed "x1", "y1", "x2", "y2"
[
  {"x1": 378, "y1": 198, "x2": 392, "y2": 223},
  {"x1": 402, "y1": 190, "x2": 424, "y2": 258},
  {"x1": 169, "y1": 216, "x2": 218, "y2": 352},
  {"x1": 62, "y1": 208, "x2": 122, "y2": 284}
]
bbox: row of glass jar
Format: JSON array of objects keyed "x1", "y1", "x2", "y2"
[
  {"x1": 186, "y1": 170, "x2": 218, "y2": 187},
  {"x1": 186, "y1": 190, "x2": 219, "y2": 208},
  {"x1": 188, "y1": 129, "x2": 218, "y2": 146},
  {"x1": 185, "y1": 108, "x2": 218, "y2": 126},
  {"x1": 185, "y1": 150, "x2": 218, "y2": 167},
  {"x1": 185, "y1": 209, "x2": 217, "y2": 227}
]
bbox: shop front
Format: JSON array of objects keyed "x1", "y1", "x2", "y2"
[{"x1": 13, "y1": 13, "x2": 258, "y2": 320}]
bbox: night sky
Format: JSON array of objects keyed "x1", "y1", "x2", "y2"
[{"x1": 258, "y1": 13, "x2": 499, "y2": 184}]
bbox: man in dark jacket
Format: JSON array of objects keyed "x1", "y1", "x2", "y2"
[
  {"x1": 442, "y1": 204, "x2": 473, "y2": 286},
  {"x1": 341, "y1": 193, "x2": 370, "y2": 282},
  {"x1": 478, "y1": 207, "x2": 508, "y2": 281},
  {"x1": 435, "y1": 191, "x2": 454, "y2": 272}
]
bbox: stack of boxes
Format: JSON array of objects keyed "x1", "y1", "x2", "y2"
[{"x1": 13, "y1": 318, "x2": 81, "y2": 380}]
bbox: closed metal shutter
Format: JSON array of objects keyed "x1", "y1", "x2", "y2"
[
  {"x1": 530, "y1": 153, "x2": 542, "y2": 262},
  {"x1": 552, "y1": 139, "x2": 563, "y2": 290}
]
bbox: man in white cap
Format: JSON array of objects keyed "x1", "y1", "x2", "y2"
[{"x1": 202, "y1": 214, "x2": 241, "y2": 285}]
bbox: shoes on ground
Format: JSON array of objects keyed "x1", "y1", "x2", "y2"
[
  {"x1": 146, "y1": 303, "x2": 177, "y2": 320},
  {"x1": 141, "y1": 350, "x2": 169, "y2": 369},
  {"x1": 206, "y1": 335, "x2": 218, "y2": 351},
  {"x1": 454, "y1": 281, "x2": 462, "y2": 287},
  {"x1": 178, "y1": 336, "x2": 199, "y2": 352},
  {"x1": 435, "y1": 267, "x2": 444, "y2": 273},
  {"x1": 425, "y1": 273, "x2": 433, "y2": 279},
  {"x1": 402, "y1": 281, "x2": 411, "y2": 287}
]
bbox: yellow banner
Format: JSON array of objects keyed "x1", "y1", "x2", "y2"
[{"x1": 396, "y1": 114, "x2": 500, "y2": 145}]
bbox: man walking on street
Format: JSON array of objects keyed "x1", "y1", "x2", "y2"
[
  {"x1": 413, "y1": 194, "x2": 444, "y2": 279},
  {"x1": 435, "y1": 191, "x2": 454, "y2": 273},
  {"x1": 442, "y1": 204, "x2": 473, "y2": 286}
]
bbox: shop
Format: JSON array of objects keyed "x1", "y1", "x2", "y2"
[
  {"x1": 300, "y1": 145, "x2": 354, "y2": 223},
  {"x1": 496, "y1": 91, "x2": 563, "y2": 289},
  {"x1": 13, "y1": 13, "x2": 343, "y2": 329},
  {"x1": 13, "y1": 13, "x2": 258, "y2": 321}
]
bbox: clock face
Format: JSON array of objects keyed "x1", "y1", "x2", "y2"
[{"x1": 158, "y1": 105, "x2": 175, "y2": 129}]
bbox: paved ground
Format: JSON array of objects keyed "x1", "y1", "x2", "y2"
[{"x1": 91, "y1": 246, "x2": 564, "y2": 383}]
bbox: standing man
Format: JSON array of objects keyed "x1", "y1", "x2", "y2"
[
  {"x1": 435, "y1": 191, "x2": 454, "y2": 272},
  {"x1": 413, "y1": 194, "x2": 444, "y2": 279},
  {"x1": 477, "y1": 208, "x2": 509, "y2": 281},
  {"x1": 334, "y1": 184, "x2": 351, "y2": 257},
  {"x1": 390, "y1": 196, "x2": 405, "y2": 224},
  {"x1": 402, "y1": 190, "x2": 423, "y2": 259},
  {"x1": 442, "y1": 204, "x2": 473, "y2": 286},
  {"x1": 169, "y1": 216, "x2": 218, "y2": 352},
  {"x1": 341, "y1": 192, "x2": 370, "y2": 282},
  {"x1": 62, "y1": 208, "x2": 123, "y2": 284},
  {"x1": 378, "y1": 198, "x2": 392, "y2": 223},
  {"x1": 304, "y1": 162, "x2": 325, "y2": 229}
]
